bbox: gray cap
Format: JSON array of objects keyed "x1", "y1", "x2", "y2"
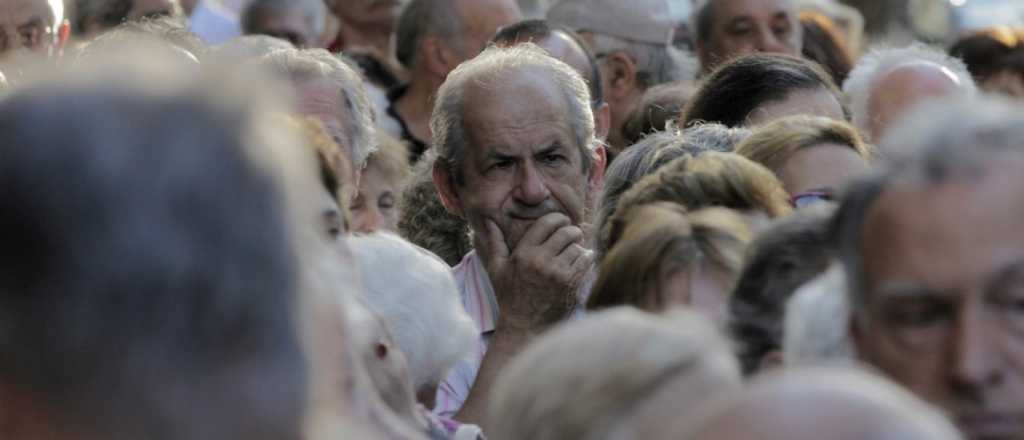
[{"x1": 547, "y1": 0, "x2": 677, "y2": 45}]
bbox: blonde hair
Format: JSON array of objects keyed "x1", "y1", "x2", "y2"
[
  {"x1": 734, "y1": 115, "x2": 872, "y2": 174},
  {"x1": 366, "y1": 130, "x2": 412, "y2": 188},
  {"x1": 589, "y1": 203, "x2": 752, "y2": 312}
]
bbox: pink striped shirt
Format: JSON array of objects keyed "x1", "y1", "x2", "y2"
[{"x1": 434, "y1": 250, "x2": 593, "y2": 418}]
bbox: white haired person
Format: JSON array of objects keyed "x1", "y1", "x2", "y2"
[
  {"x1": 351, "y1": 232, "x2": 481, "y2": 439},
  {"x1": 842, "y1": 42, "x2": 976, "y2": 145},
  {"x1": 783, "y1": 263, "x2": 855, "y2": 366}
]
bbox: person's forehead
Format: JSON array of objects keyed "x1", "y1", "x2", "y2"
[
  {"x1": 714, "y1": 0, "x2": 796, "y2": 22},
  {"x1": 0, "y1": 0, "x2": 54, "y2": 27},
  {"x1": 462, "y1": 69, "x2": 576, "y2": 152}
]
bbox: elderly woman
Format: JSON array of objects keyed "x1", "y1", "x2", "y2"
[
  {"x1": 351, "y1": 131, "x2": 412, "y2": 233},
  {"x1": 734, "y1": 115, "x2": 872, "y2": 208},
  {"x1": 589, "y1": 203, "x2": 751, "y2": 324},
  {"x1": 488, "y1": 307, "x2": 743, "y2": 440}
]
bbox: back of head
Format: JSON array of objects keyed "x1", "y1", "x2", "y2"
[
  {"x1": 682, "y1": 53, "x2": 841, "y2": 128},
  {"x1": 0, "y1": 63, "x2": 306, "y2": 440},
  {"x1": 489, "y1": 307, "x2": 742, "y2": 440},
  {"x1": 395, "y1": 0, "x2": 461, "y2": 70},
  {"x1": 350, "y1": 233, "x2": 477, "y2": 393},
  {"x1": 612, "y1": 151, "x2": 792, "y2": 229},
  {"x1": 800, "y1": 11, "x2": 854, "y2": 85},
  {"x1": 689, "y1": 366, "x2": 963, "y2": 440},
  {"x1": 211, "y1": 35, "x2": 294, "y2": 61},
  {"x1": 77, "y1": 16, "x2": 206, "y2": 63},
  {"x1": 622, "y1": 80, "x2": 697, "y2": 144},
  {"x1": 728, "y1": 204, "x2": 836, "y2": 375}
]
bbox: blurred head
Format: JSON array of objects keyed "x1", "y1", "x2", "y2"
[
  {"x1": 79, "y1": 16, "x2": 206, "y2": 61},
  {"x1": 843, "y1": 43, "x2": 976, "y2": 144},
  {"x1": 593, "y1": 124, "x2": 750, "y2": 258},
  {"x1": 489, "y1": 307, "x2": 743, "y2": 440},
  {"x1": 351, "y1": 232, "x2": 477, "y2": 407},
  {"x1": 282, "y1": 116, "x2": 354, "y2": 239},
  {"x1": 728, "y1": 205, "x2": 835, "y2": 375},
  {"x1": 242, "y1": 0, "x2": 326, "y2": 48},
  {"x1": 72, "y1": 0, "x2": 179, "y2": 40},
  {"x1": 693, "y1": 0, "x2": 802, "y2": 73},
  {"x1": 0, "y1": 0, "x2": 59, "y2": 57},
  {"x1": 431, "y1": 44, "x2": 604, "y2": 250},
  {"x1": 800, "y1": 11, "x2": 853, "y2": 86},
  {"x1": 326, "y1": 0, "x2": 402, "y2": 30},
  {"x1": 621, "y1": 80, "x2": 697, "y2": 145},
  {"x1": 590, "y1": 204, "x2": 751, "y2": 323},
  {"x1": 395, "y1": 0, "x2": 522, "y2": 78},
  {"x1": 0, "y1": 60, "x2": 306, "y2": 440},
  {"x1": 261, "y1": 48, "x2": 376, "y2": 176},
  {"x1": 950, "y1": 27, "x2": 1024, "y2": 98},
  {"x1": 682, "y1": 53, "x2": 844, "y2": 128},
  {"x1": 690, "y1": 367, "x2": 963, "y2": 440},
  {"x1": 611, "y1": 151, "x2": 792, "y2": 234},
  {"x1": 834, "y1": 96, "x2": 1024, "y2": 440},
  {"x1": 352, "y1": 131, "x2": 411, "y2": 234},
  {"x1": 734, "y1": 115, "x2": 871, "y2": 205}
]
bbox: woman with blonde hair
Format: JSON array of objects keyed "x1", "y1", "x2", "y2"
[
  {"x1": 351, "y1": 130, "x2": 412, "y2": 233},
  {"x1": 588, "y1": 203, "x2": 752, "y2": 323},
  {"x1": 734, "y1": 115, "x2": 872, "y2": 208}
]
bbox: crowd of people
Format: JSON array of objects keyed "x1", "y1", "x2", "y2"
[{"x1": 2, "y1": 0, "x2": 1024, "y2": 439}]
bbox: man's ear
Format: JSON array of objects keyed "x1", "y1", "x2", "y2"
[
  {"x1": 432, "y1": 161, "x2": 465, "y2": 218},
  {"x1": 422, "y1": 36, "x2": 461, "y2": 78},
  {"x1": 587, "y1": 144, "x2": 607, "y2": 196},
  {"x1": 594, "y1": 102, "x2": 611, "y2": 142},
  {"x1": 604, "y1": 51, "x2": 639, "y2": 102}
]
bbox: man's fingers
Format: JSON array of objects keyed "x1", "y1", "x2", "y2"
[
  {"x1": 518, "y1": 213, "x2": 571, "y2": 248},
  {"x1": 568, "y1": 246, "x2": 595, "y2": 274},
  {"x1": 544, "y1": 225, "x2": 585, "y2": 256},
  {"x1": 480, "y1": 219, "x2": 510, "y2": 263}
]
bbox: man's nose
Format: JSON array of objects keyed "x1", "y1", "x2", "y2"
[
  {"x1": 755, "y1": 28, "x2": 788, "y2": 54},
  {"x1": 357, "y1": 206, "x2": 381, "y2": 234},
  {"x1": 514, "y1": 162, "x2": 550, "y2": 206},
  {"x1": 949, "y1": 303, "x2": 1004, "y2": 402}
]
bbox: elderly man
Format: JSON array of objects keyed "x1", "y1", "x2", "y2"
[
  {"x1": 388, "y1": 0, "x2": 522, "y2": 162},
  {"x1": 843, "y1": 43, "x2": 976, "y2": 145},
  {"x1": 262, "y1": 48, "x2": 376, "y2": 184},
  {"x1": 548, "y1": 0, "x2": 692, "y2": 156},
  {"x1": 0, "y1": 59, "x2": 307, "y2": 440},
  {"x1": 0, "y1": 0, "x2": 67, "y2": 58},
  {"x1": 690, "y1": 367, "x2": 962, "y2": 440},
  {"x1": 241, "y1": 0, "x2": 325, "y2": 48},
  {"x1": 490, "y1": 19, "x2": 610, "y2": 142},
  {"x1": 834, "y1": 96, "x2": 1024, "y2": 440},
  {"x1": 691, "y1": 0, "x2": 803, "y2": 73},
  {"x1": 430, "y1": 44, "x2": 606, "y2": 425}
]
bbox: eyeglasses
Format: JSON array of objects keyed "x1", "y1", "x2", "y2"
[{"x1": 790, "y1": 191, "x2": 832, "y2": 209}]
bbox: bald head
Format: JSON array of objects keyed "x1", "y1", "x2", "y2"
[
  {"x1": 691, "y1": 367, "x2": 963, "y2": 440},
  {"x1": 867, "y1": 62, "x2": 970, "y2": 144}
]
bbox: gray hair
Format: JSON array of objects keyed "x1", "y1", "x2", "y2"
[
  {"x1": 350, "y1": 232, "x2": 477, "y2": 393},
  {"x1": 261, "y1": 48, "x2": 377, "y2": 167},
  {"x1": 395, "y1": 0, "x2": 463, "y2": 69},
  {"x1": 242, "y1": 0, "x2": 327, "y2": 41},
  {"x1": 783, "y1": 263, "x2": 855, "y2": 365},
  {"x1": 488, "y1": 307, "x2": 742, "y2": 440},
  {"x1": 842, "y1": 43, "x2": 976, "y2": 137},
  {"x1": 594, "y1": 123, "x2": 750, "y2": 258},
  {"x1": 590, "y1": 33, "x2": 697, "y2": 88},
  {"x1": 834, "y1": 96, "x2": 1024, "y2": 313},
  {"x1": 431, "y1": 43, "x2": 597, "y2": 183},
  {"x1": 210, "y1": 35, "x2": 294, "y2": 61}
]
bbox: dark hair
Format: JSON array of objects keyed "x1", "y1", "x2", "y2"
[
  {"x1": 728, "y1": 206, "x2": 835, "y2": 375},
  {"x1": 0, "y1": 85, "x2": 307, "y2": 439},
  {"x1": 621, "y1": 81, "x2": 695, "y2": 144},
  {"x1": 949, "y1": 26, "x2": 1024, "y2": 83},
  {"x1": 395, "y1": 0, "x2": 462, "y2": 69},
  {"x1": 72, "y1": 0, "x2": 133, "y2": 37},
  {"x1": 692, "y1": 0, "x2": 715, "y2": 45},
  {"x1": 800, "y1": 12, "x2": 854, "y2": 86},
  {"x1": 680, "y1": 53, "x2": 844, "y2": 128},
  {"x1": 490, "y1": 19, "x2": 604, "y2": 105}
]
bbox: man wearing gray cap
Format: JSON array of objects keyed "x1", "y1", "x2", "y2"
[{"x1": 547, "y1": 0, "x2": 692, "y2": 158}]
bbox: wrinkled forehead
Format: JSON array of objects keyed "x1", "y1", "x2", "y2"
[{"x1": 0, "y1": 0, "x2": 55, "y2": 27}]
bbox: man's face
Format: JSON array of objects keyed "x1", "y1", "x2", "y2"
[
  {"x1": 127, "y1": 0, "x2": 176, "y2": 21},
  {"x1": 455, "y1": 0, "x2": 521, "y2": 59},
  {"x1": 448, "y1": 69, "x2": 595, "y2": 250},
  {"x1": 698, "y1": 0, "x2": 801, "y2": 71},
  {"x1": 330, "y1": 0, "x2": 402, "y2": 28},
  {"x1": 250, "y1": 8, "x2": 316, "y2": 48},
  {"x1": 294, "y1": 78, "x2": 360, "y2": 180},
  {"x1": 0, "y1": 0, "x2": 54, "y2": 57},
  {"x1": 856, "y1": 158, "x2": 1024, "y2": 440}
]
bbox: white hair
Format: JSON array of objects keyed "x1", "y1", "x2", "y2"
[
  {"x1": 842, "y1": 43, "x2": 976, "y2": 138},
  {"x1": 261, "y1": 48, "x2": 377, "y2": 167},
  {"x1": 431, "y1": 43, "x2": 597, "y2": 181},
  {"x1": 350, "y1": 232, "x2": 477, "y2": 392},
  {"x1": 783, "y1": 263, "x2": 855, "y2": 365}
]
